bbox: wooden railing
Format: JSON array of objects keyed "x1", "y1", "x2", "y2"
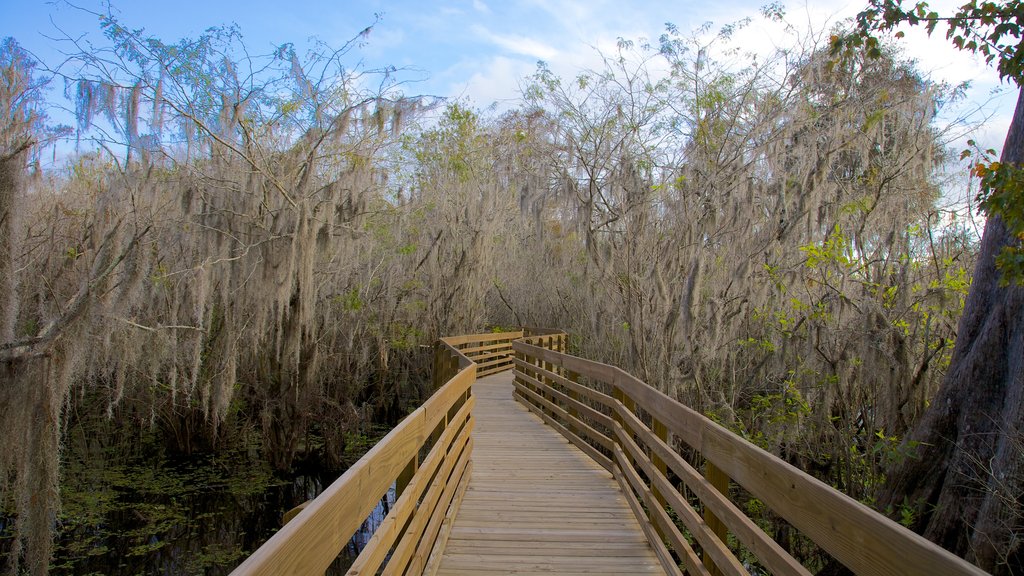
[
  {"x1": 233, "y1": 328, "x2": 987, "y2": 576},
  {"x1": 512, "y1": 337, "x2": 988, "y2": 576},
  {"x1": 231, "y1": 335, "x2": 492, "y2": 576},
  {"x1": 432, "y1": 330, "x2": 524, "y2": 388}
]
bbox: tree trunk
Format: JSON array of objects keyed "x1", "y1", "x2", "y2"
[
  {"x1": 877, "y1": 87, "x2": 1024, "y2": 574},
  {"x1": 0, "y1": 148, "x2": 25, "y2": 342}
]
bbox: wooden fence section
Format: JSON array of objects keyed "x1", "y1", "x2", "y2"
[
  {"x1": 434, "y1": 370, "x2": 665, "y2": 575},
  {"x1": 231, "y1": 339, "x2": 478, "y2": 576},
  {"x1": 512, "y1": 338, "x2": 988, "y2": 576},
  {"x1": 433, "y1": 331, "x2": 524, "y2": 387}
]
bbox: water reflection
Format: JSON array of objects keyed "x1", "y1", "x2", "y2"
[
  {"x1": 0, "y1": 451, "x2": 398, "y2": 575},
  {"x1": 330, "y1": 484, "x2": 397, "y2": 574}
]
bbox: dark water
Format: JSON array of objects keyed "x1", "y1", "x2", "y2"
[{"x1": 0, "y1": 432, "x2": 395, "y2": 575}]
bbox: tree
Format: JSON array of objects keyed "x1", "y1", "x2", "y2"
[
  {"x1": 505, "y1": 20, "x2": 975, "y2": 568},
  {"x1": 0, "y1": 10, "x2": 432, "y2": 573},
  {"x1": 835, "y1": 2, "x2": 1024, "y2": 572},
  {"x1": 0, "y1": 38, "x2": 88, "y2": 576}
]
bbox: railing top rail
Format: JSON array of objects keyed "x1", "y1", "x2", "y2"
[
  {"x1": 440, "y1": 330, "x2": 525, "y2": 348},
  {"x1": 437, "y1": 339, "x2": 476, "y2": 370},
  {"x1": 511, "y1": 339, "x2": 987, "y2": 576},
  {"x1": 521, "y1": 326, "x2": 564, "y2": 337},
  {"x1": 232, "y1": 337, "x2": 488, "y2": 575},
  {"x1": 233, "y1": 330, "x2": 535, "y2": 575}
]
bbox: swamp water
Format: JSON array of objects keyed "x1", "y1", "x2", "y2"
[{"x1": 1, "y1": 428, "x2": 395, "y2": 575}]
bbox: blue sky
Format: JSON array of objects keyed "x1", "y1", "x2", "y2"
[{"x1": 5, "y1": 0, "x2": 1018, "y2": 156}]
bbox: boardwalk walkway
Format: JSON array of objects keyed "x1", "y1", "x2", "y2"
[
  {"x1": 231, "y1": 332, "x2": 986, "y2": 576},
  {"x1": 435, "y1": 371, "x2": 666, "y2": 575}
]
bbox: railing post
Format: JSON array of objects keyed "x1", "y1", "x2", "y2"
[
  {"x1": 566, "y1": 370, "x2": 580, "y2": 437},
  {"x1": 611, "y1": 384, "x2": 627, "y2": 463},
  {"x1": 647, "y1": 417, "x2": 674, "y2": 569},
  {"x1": 618, "y1": 387, "x2": 636, "y2": 418},
  {"x1": 651, "y1": 418, "x2": 669, "y2": 507},
  {"x1": 532, "y1": 346, "x2": 544, "y2": 413},
  {"x1": 449, "y1": 353, "x2": 459, "y2": 384},
  {"x1": 433, "y1": 341, "x2": 444, "y2": 390},
  {"x1": 542, "y1": 337, "x2": 555, "y2": 419},
  {"x1": 432, "y1": 407, "x2": 448, "y2": 447},
  {"x1": 512, "y1": 348, "x2": 522, "y2": 399},
  {"x1": 703, "y1": 461, "x2": 731, "y2": 576}
]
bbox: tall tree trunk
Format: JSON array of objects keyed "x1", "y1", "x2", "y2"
[
  {"x1": 0, "y1": 147, "x2": 26, "y2": 342},
  {"x1": 877, "y1": 87, "x2": 1024, "y2": 574}
]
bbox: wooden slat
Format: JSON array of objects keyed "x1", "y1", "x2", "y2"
[
  {"x1": 614, "y1": 398, "x2": 810, "y2": 576},
  {"x1": 513, "y1": 340, "x2": 987, "y2": 576},
  {"x1": 438, "y1": 343, "x2": 474, "y2": 370},
  {"x1": 513, "y1": 379, "x2": 614, "y2": 452},
  {"x1": 612, "y1": 416, "x2": 746, "y2": 576},
  {"x1": 440, "y1": 331, "x2": 524, "y2": 347},
  {"x1": 513, "y1": 357, "x2": 615, "y2": 409},
  {"x1": 611, "y1": 451, "x2": 684, "y2": 576},
  {"x1": 436, "y1": 371, "x2": 664, "y2": 575},
  {"x1": 231, "y1": 365, "x2": 476, "y2": 576},
  {"x1": 476, "y1": 365, "x2": 511, "y2": 378},
  {"x1": 512, "y1": 341, "x2": 619, "y2": 393},
  {"x1": 347, "y1": 398, "x2": 475, "y2": 574},
  {"x1": 466, "y1": 349, "x2": 512, "y2": 362},
  {"x1": 645, "y1": 487, "x2": 710, "y2": 576},
  {"x1": 423, "y1": 460, "x2": 473, "y2": 576},
  {"x1": 611, "y1": 366, "x2": 987, "y2": 576},
  {"x1": 407, "y1": 438, "x2": 473, "y2": 576},
  {"x1": 516, "y1": 386, "x2": 614, "y2": 472},
  {"x1": 383, "y1": 425, "x2": 473, "y2": 575},
  {"x1": 473, "y1": 355, "x2": 514, "y2": 370},
  {"x1": 514, "y1": 366, "x2": 616, "y2": 432},
  {"x1": 458, "y1": 341, "x2": 515, "y2": 355}
]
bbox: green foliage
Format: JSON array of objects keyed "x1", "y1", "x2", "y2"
[
  {"x1": 51, "y1": 445, "x2": 283, "y2": 574},
  {"x1": 895, "y1": 498, "x2": 920, "y2": 527},
  {"x1": 334, "y1": 288, "x2": 364, "y2": 312},
  {"x1": 413, "y1": 102, "x2": 483, "y2": 183},
  {"x1": 730, "y1": 375, "x2": 814, "y2": 451},
  {"x1": 973, "y1": 158, "x2": 1024, "y2": 284},
  {"x1": 800, "y1": 225, "x2": 852, "y2": 269},
  {"x1": 833, "y1": 0, "x2": 1024, "y2": 84},
  {"x1": 833, "y1": 1, "x2": 1024, "y2": 284},
  {"x1": 390, "y1": 323, "x2": 424, "y2": 351}
]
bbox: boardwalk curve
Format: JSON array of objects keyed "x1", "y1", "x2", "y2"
[
  {"x1": 434, "y1": 371, "x2": 665, "y2": 575},
  {"x1": 231, "y1": 330, "x2": 990, "y2": 576}
]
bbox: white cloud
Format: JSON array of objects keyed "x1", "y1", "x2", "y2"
[
  {"x1": 359, "y1": 26, "x2": 406, "y2": 59},
  {"x1": 445, "y1": 55, "x2": 537, "y2": 109},
  {"x1": 401, "y1": 0, "x2": 1016, "y2": 157},
  {"x1": 471, "y1": 24, "x2": 559, "y2": 60},
  {"x1": 521, "y1": 0, "x2": 598, "y2": 37}
]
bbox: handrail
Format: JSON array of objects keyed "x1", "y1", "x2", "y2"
[
  {"x1": 432, "y1": 330, "x2": 524, "y2": 387},
  {"x1": 231, "y1": 332, "x2": 518, "y2": 576},
  {"x1": 233, "y1": 329, "x2": 985, "y2": 576},
  {"x1": 512, "y1": 338, "x2": 988, "y2": 576}
]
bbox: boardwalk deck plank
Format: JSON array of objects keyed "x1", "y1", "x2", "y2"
[{"x1": 434, "y1": 371, "x2": 666, "y2": 576}]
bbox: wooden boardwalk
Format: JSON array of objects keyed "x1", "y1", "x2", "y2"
[
  {"x1": 434, "y1": 371, "x2": 666, "y2": 575},
  {"x1": 232, "y1": 332, "x2": 986, "y2": 576}
]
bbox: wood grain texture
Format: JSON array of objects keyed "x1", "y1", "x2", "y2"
[
  {"x1": 239, "y1": 331, "x2": 985, "y2": 576},
  {"x1": 231, "y1": 361, "x2": 476, "y2": 576},
  {"x1": 435, "y1": 371, "x2": 666, "y2": 576},
  {"x1": 347, "y1": 400, "x2": 475, "y2": 575},
  {"x1": 440, "y1": 331, "x2": 524, "y2": 347},
  {"x1": 512, "y1": 339, "x2": 989, "y2": 576}
]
